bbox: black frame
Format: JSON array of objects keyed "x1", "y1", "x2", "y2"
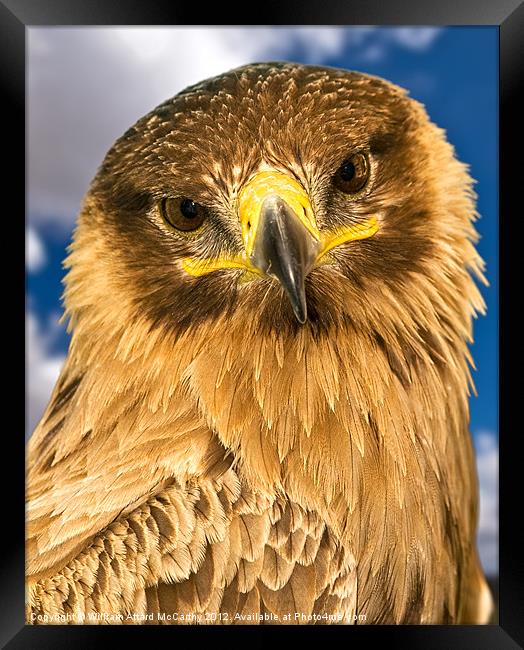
[{"x1": 6, "y1": 0, "x2": 523, "y2": 647}]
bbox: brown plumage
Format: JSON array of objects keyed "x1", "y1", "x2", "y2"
[{"x1": 26, "y1": 62, "x2": 492, "y2": 624}]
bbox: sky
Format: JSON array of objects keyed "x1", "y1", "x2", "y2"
[{"x1": 26, "y1": 26, "x2": 498, "y2": 576}]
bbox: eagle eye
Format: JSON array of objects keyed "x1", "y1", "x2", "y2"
[
  {"x1": 160, "y1": 197, "x2": 206, "y2": 232},
  {"x1": 334, "y1": 153, "x2": 370, "y2": 194}
]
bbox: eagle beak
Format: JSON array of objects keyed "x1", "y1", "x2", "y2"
[
  {"x1": 238, "y1": 171, "x2": 320, "y2": 323},
  {"x1": 251, "y1": 195, "x2": 320, "y2": 323}
]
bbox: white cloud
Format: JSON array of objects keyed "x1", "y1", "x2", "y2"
[
  {"x1": 26, "y1": 309, "x2": 66, "y2": 440},
  {"x1": 26, "y1": 227, "x2": 46, "y2": 272},
  {"x1": 392, "y1": 27, "x2": 441, "y2": 51},
  {"x1": 359, "y1": 44, "x2": 386, "y2": 63},
  {"x1": 28, "y1": 27, "x2": 441, "y2": 229},
  {"x1": 475, "y1": 431, "x2": 499, "y2": 575},
  {"x1": 223, "y1": 27, "x2": 349, "y2": 63},
  {"x1": 359, "y1": 27, "x2": 441, "y2": 62}
]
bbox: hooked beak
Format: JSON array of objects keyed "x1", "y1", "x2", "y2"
[
  {"x1": 250, "y1": 195, "x2": 320, "y2": 323},
  {"x1": 238, "y1": 171, "x2": 320, "y2": 323}
]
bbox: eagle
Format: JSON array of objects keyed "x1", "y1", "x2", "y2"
[{"x1": 26, "y1": 62, "x2": 492, "y2": 625}]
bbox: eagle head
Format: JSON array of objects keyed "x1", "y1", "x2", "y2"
[
  {"x1": 62, "y1": 62, "x2": 485, "y2": 493},
  {"x1": 70, "y1": 63, "x2": 483, "y2": 343}
]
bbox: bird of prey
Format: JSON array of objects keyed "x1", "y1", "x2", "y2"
[{"x1": 26, "y1": 62, "x2": 492, "y2": 625}]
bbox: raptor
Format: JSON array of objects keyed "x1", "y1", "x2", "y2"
[{"x1": 27, "y1": 62, "x2": 491, "y2": 625}]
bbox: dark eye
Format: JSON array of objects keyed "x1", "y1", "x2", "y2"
[
  {"x1": 334, "y1": 153, "x2": 370, "y2": 194},
  {"x1": 160, "y1": 197, "x2": 206, "y2": 231}
]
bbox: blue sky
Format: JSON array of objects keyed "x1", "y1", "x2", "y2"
[{"x1": 26, "y1": 27, "x2": 498, "y2": 574}]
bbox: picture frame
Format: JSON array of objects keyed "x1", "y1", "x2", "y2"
[{"x1": 6, "y1": 0, "x2": 522, "y2": 646}]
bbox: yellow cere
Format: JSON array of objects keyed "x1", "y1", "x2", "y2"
[{"x1": 237, "y1": 170, "x2": 320, "y2": 257}]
